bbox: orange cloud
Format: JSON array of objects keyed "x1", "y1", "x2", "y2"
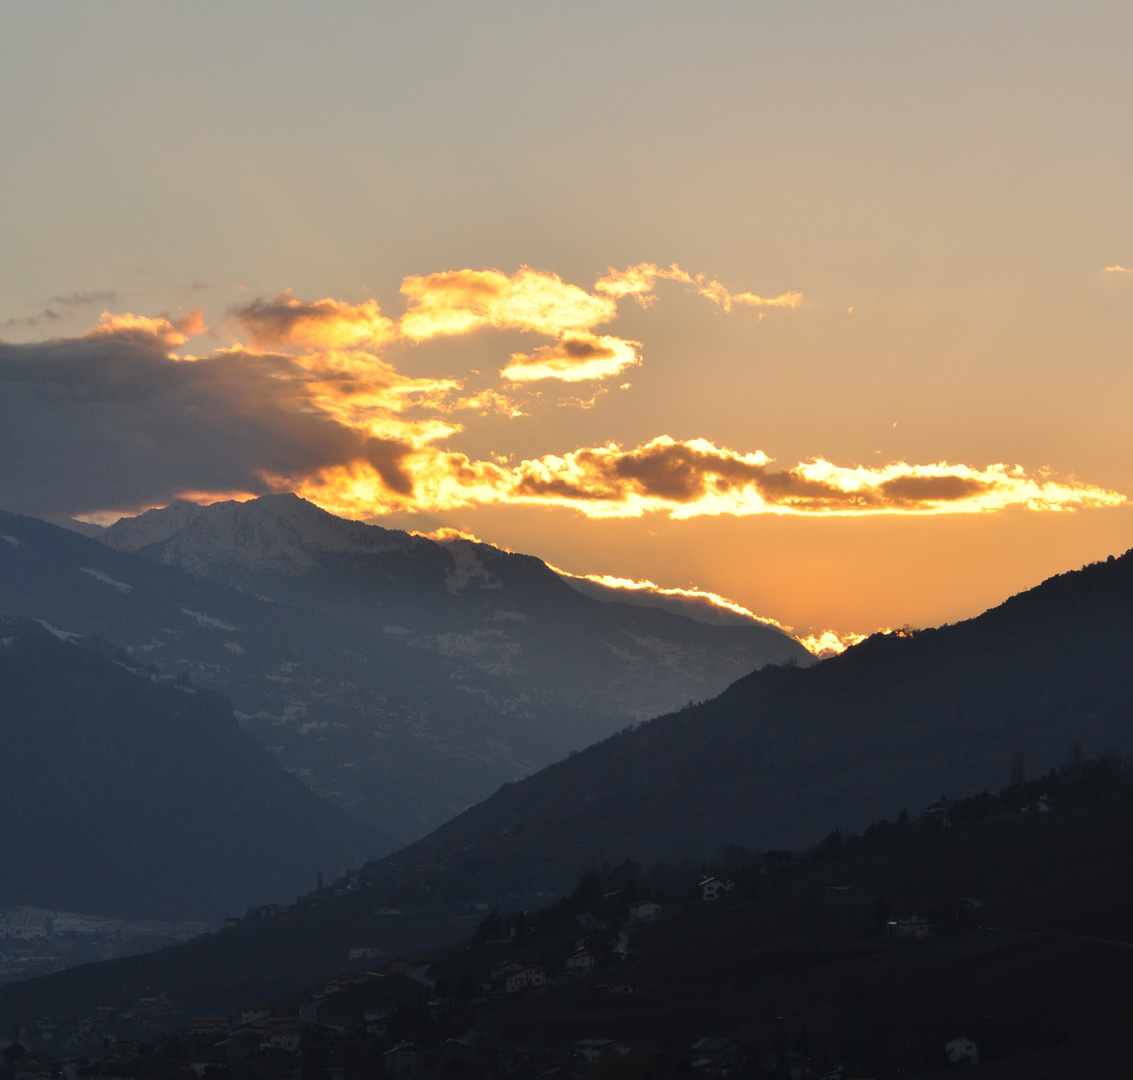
[
  {"x1": 234, "y1": 293, "x2": 397, "y2": 350},
  {"x1": 596, "y1": 262, "x2": 802, "y2": 313},
  {"x1": 273, "y1": 435, "x2": 1125, "y2": 523},
  {"x1": 398, "y1": 267, "x2": 617, "y2": 341},
  {"x1": 1103, "y1": 264, "x2": 1133, "y2": 274},
  {"x1": 167, "y1": 308, "x2": 209, "y2": 337},
  {"x1": 500, "y1": 333, "x2": 641, "y2": 383},
  {"x1": 798, "y1": 628, "x2": 872, "y2": 658},
  {"x1": 57, "y1": 282, "x2": 1124, "y2": 533},
  {"x1": 82, "y1": 311, "x2": 190, "y2": 347}
]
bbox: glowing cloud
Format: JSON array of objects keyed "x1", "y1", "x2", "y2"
[
  {"x1": 274, "y1": 435, "x2": 1124, "y2": 523},
  {"x1": 596, "y1": 262, "x2": 802, "y2": 312},
  {"x1": 398, "y1": 266, "x2": 617, "y2": 341},
  {"x1": 501, "y1": 334, "x2": 641, "y2": 383},
  {"x1": 234, "y1": 293, "x2": 396, "y2": 350},
  {"x1": 82, "y1": 311, "x2": 191, "y2": 348},
  {"x1": 798, "y1": 629, "x2": 872, "y2": 659},
  {"x1": 4, "y1": 273, "x2": 1123, "y2": 533},
  {"x1": 1103, "y1": 264, "x2": 1133, "y2": 274}
]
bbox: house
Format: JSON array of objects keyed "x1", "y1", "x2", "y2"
[
  {"x1": 384, "y1": 1042, "x2": 432, "y2": 1080},
  {"x1": 573, "y1": 1039, "x2": 628, "y2": 1064},
  {"x1": 565, "y1": 948, "x2": 599, "y2": 974},
  {"x1": 699, "y1": 877, "x2": 735, "y2": 902},
  {"x1": 628, "y1": 900, "x2": 663, "y2": 923},
  {"x1": 505, "y1": 965, "x2": 547, "y2": 992},
  {"x1": 268, "y1": 1031, "x2": 300, "y2": 1053},
  {"x1": 886, "y1": 916, "x2": 936, "y2": 942},
  {"x1": 239, "y1": 1004, "x2": 271, "y2": 1025},
  {"x1": 187, "y1": 1015, "x2": 230, "y2": 1036},
  {"x1": 945, "y1": 1037, "x2": 978, "y2": 1064},
  {"x1": 924, "y1": 796, "x2": 954, "y2": 824}
]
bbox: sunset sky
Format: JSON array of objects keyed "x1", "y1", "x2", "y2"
[{"x1": 2, "y1": 3, "x2": 1132, "y2": 646}]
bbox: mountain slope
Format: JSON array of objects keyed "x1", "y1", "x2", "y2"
[
  {"x1": 0, "y1": 621, "x2": 379, "y2": 920},
  {"x1": 384, "y1": 548, "x2": 1133, "y2": 893},
  {"x1": 5, "y1": 548, "x2": 1133, "y2": 1028},
  {"x1": 90, "y1": 494, "x2": 810, "y2": 835},
  {"x1": 2, "y1": 506, "x2": 806, "y2": 840}
]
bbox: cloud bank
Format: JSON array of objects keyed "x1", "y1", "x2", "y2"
[{"x1": 0, "y1": 263, "x2": 1122, "y2": 525}]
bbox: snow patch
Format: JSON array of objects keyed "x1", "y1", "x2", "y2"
[
  {"x1": 382, "y1": 624, "x2": 411, "y2": 635},
  {"x1": 80, "y1": 567, "x2": 133, "y2": 593},
  {"x1": 445, "y1": 542, "x2": 501, "y2": 593},
  {"x1": 180, "y1": 608, "x2": 238, "y2": 631},
  {"x1": 223, "y1": 641, "x2": 245, "y2": 655},
  {"x1": 36, "y1": 620, "x2": 80, "y2": 642},
  {"x1": 0, "y1": 535, "x2": 23, "y2": 548}
]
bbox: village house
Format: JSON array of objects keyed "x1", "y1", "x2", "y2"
[
  {"x1": 924, "y1": 796, "x2": 954, "y2": 825},
  {"x1": 505, "y1": 965, "x2": 547, "y2": 992},
  {"x1": 384, "y1": 1041, "x2": 432, "y2": 1080},
  {"x1": 886, "y1": 916, "x2": 936, "y2": 941},
  {"x1": 628, "y1": 899, "x2": 663, "y2": 922},
  {"x1": 267, "y1": 1030, "x2": 300, "y2": 1053},
  {"x1": 565, "y1": 947, "x2": 599, "y2": 974},
  {"x1": 699, "y1": 877, "x2": 735, "y2": 902},
  {"x1": 186, "y1": 1015, "x2": 230, "y2": 1037},
  {"x1": 239, "y1": 1004, "x2": 270, "y2": 1025}
]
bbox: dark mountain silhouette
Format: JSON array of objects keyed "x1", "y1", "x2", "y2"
[
  {"x1": 0, "y1": 620, "x2": 379, "y2": 920},
  {"x1": 384, "y1": 548, "x2": 1133, "y2": 894},
  {"x1": 4, "y1": 547, "x2": 1133, "y2": 1029}
]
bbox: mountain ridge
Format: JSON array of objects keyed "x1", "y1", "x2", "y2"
[
  {"x1": 2, "y1": 501, "x2": 809, "y2": 840},
  {"x1": 2, "y1": 545, "x2": 1132, "y2": 1029}
]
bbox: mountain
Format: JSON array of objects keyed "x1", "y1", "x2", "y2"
[
  {"x1": 6, "y1": 547, "x2": 1133, "y2": 1029},
  {"x1": 84, "y1": 494, "x2": 808, "y2": 837},
  {"x1": 382, "y1": 547, "x2": 1133, "y2": 894},
  {"x1": 0, "y1": 620, "x2": 379, "y2": 921},
  {"x1": 1, "y1": 503, "x2": 805, "y2": 842}
]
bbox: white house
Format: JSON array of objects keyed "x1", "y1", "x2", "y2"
[
  {"x1": 628, "y1": 900, "x2": 663, "y2": 923},
  {"x1": 700, "y1": 877, "x2": 735, "y2": 902}
]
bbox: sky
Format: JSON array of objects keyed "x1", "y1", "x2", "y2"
[{"x1": 2, "y1": 2, "x2": 1131, "y2": 648}]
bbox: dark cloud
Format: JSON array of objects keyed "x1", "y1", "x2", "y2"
[
  {"x1": 0, "y1": 329, "x2": 378, "y2": 519},
  {"x1": 50, "y1": 291, "x2": 118, "y2": 308},
  {"x1": 2, "y1": 309, "x2": 63, "y2": 330}
]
